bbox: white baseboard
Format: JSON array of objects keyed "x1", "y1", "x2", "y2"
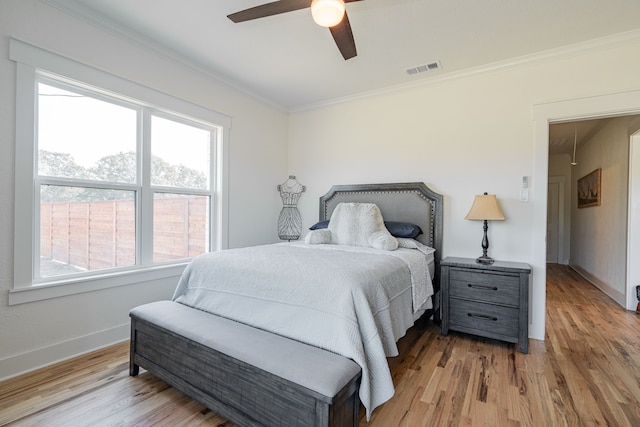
[
  {"x1": 0, "y1": 323, "x2": 129, "y2": 382},
  {"x1": 529, "y1": 321, "x2": 544, "y2": 341},
  {"x1": 570, "y1": 264, "x2": 626, "y2": 307}
]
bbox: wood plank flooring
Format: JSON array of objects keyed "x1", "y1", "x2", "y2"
[{"x1": 2, "y1": 264, "x2": 640, "y2": 426}]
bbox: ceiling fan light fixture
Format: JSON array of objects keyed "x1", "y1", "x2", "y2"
[{"x1": 311, "y1": 0, "x2": 346, "y2": 27}]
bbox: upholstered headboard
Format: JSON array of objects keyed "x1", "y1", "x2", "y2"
[{"x1": 319, "y1": 182, "x2": 443, "y2": 266}]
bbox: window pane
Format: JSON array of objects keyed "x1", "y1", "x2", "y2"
[
  {"x1": 153, "y1": 193, "x2": 209, "y2": 262},
  {"x1": 40, "y1": 186, "x2": 136, "y2": 278},
  {"x1": 151, "y1": 116, "x2": 210, "y2": 190},
  {"x1": 38, "y1": 83, "x2": 138, "y2": 183}
]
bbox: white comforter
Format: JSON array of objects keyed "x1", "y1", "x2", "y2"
[{"x1": 172, "y1": 241, "x2": 434, "y2": 418}]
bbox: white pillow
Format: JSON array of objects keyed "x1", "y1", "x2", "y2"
[
  {"x1": 328, "y1": 203, "x2": 397, "y2": 250},
  {"x1": 396, "y1": 237, "x2": 420, "y2": 249},
  {"x1": 369, "y1": 230, "x2": 399, "y2": 251},
  {"x1": 304, "y1": 228, "x2": 332, "y2": 244}
]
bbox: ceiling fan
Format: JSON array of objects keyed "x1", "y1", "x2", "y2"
[{"x1": 227, "y1": 0, "x2": 364, "y2": 60}]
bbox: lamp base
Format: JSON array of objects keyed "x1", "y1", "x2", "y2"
[{"x1": 475, "y1": 255, "x2": 495, "y2": 265}]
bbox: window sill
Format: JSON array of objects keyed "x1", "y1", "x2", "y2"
[{"x1": 8, "y1": 263, "x2": 188, "y2": 305}]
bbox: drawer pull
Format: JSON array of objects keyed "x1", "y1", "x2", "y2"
[
  {"x1": 468, "y1": 283, "x2": 498, "y2": 291},
  {"x1": 467, "y1": 313, "x2": 498, "y2": 321}
]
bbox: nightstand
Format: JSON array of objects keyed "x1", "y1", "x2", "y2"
[{"x1": 440, "y1": 257, "x2": 531, "y2": 353}]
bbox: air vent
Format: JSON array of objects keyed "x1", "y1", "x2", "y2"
[{"x1": 406, "y1": 61, "x2": 441, "y2": 76}]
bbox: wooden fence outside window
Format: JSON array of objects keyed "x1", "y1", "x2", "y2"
[{"x1": 40, "y1": 196, "x2": 207, "y2": 274}]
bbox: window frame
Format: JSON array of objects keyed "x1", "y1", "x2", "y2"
[
  {"x1": 147, "y1": 111, "x2": 217, "y2": 265},
  {"x1": 10, "y1": 38, "x2": 230, "y2": 305}
]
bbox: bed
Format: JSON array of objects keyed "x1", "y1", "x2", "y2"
[{"x1": 130, "y1": 182, "x2": 443, "y2": 425}]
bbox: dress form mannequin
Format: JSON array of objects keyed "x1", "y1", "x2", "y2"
[{"x1": 277, "y1": 175, "x2": 305, "y2": 241}]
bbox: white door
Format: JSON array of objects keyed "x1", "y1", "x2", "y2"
[{"x1": 547, "y1": 181, "x2": 560, "y2": 263}]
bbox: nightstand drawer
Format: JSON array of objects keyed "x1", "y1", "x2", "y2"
[
  {"x1": 449, "y1": 298, "x2": 519, "y2": 338},
  {"x1": 449, "y1": 269, "x2": 519, "y2": 306}
]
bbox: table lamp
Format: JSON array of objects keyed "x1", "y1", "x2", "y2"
[{"x1": 464, "y1": 192, "x2": 506, "y2": 264}]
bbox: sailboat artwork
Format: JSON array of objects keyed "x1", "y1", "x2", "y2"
[{"x1": 577, "y1": 168, "x2": 601, "y2": 208}]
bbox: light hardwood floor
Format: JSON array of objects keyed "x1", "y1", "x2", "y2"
[{"x1": 2, "y1": 264, "x2": 640, "y2": 426}]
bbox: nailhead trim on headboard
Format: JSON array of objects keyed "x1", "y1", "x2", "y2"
[{"x1": 318, "y1": 182, "x2": 443, "y2": 267}]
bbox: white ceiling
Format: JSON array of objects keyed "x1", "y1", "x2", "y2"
[
  {"x1": 548, "y1": 118, "x2": 611, "y2": 156},
  {"x1": 43, "y1": 0, "x2": 640, "y2": 112}
]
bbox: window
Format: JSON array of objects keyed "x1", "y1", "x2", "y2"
[
  {"x1": 37, "y1": 81, "x2": 139, "y2": 279},
  {"x1": 36, "y1": 79, "x2": 217, "y2": 281},
  {"x1": 11, "y1": 38, "x2": 230, "y2": 303}
]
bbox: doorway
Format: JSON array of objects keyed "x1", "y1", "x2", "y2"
[
  {"x1": 547, "y1": 115, "x2": 640, "y2": 310},
  {"x1": 547, "y1": 115, "x2": 640, "y2": 308},
  {"x1": 532, "y1": 89, "x2": 640, "y2": 340}
]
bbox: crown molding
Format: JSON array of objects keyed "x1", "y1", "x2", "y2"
[
  {"x1": 39, "y1": 0, "x2": 287, "y2": 113},
  {"x1": 291, "y1": 28, "x2": 640, "y2": 113},
  {"x1": 38, "y1": 1, "x2": 640, "y2": 114}
]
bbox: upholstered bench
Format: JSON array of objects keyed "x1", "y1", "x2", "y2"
[{"x1": 129, "y1": 301, "x2": 362, "y2": 427}]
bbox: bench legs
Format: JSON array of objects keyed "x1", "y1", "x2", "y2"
[
  {"x1": 130, "y1": 363, "x2": 139, "y2": 376},
  {"x1": 129, "y1": 322, "x2": 139, "y2": 376}
]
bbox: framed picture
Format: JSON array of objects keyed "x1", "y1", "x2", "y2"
[{"x1": 577, "y1": 168, "x2": 601, "y2": 208}]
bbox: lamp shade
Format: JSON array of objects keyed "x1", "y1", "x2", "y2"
[
  {"x1": 311, "y1": 0, "x2": 346, "y2": 27},
  {"x1": 465, "y1": 194, "x2": 506, "y2": 221}
]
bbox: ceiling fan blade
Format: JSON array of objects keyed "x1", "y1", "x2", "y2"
[
  {"x1": 228, "y1": 0, "x2": 311, "y2": 23},
  {"x1": 329, "y1": 12, "x2": 357, "y2": 60}
]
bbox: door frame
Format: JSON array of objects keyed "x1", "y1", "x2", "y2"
[
  {"x1": 532, "y1": 88, "x2": 640, "y2": 340},
  {"x1": 627, "y1": 131, "x2": 640, "y2": 310}
]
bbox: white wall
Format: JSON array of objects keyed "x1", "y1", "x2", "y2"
[
  {"x1": 570, "y1": 116, "x2": 640, "y2": 306},
  {"x1": 289, "y1": 34, "x2": 640, "y2": 341},
  {"x1": 0, "y1": 0, "x2": 288, "y2": 379}
]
